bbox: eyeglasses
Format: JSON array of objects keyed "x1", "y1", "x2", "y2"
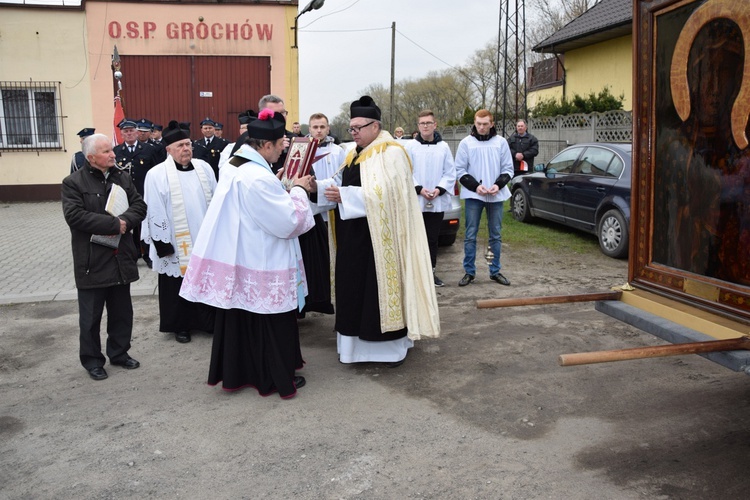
[
  {"x1": 347, "y1": 121, "x2": 376, "y2": 134},
  {"x1": 418, "y1": 121, "x2": 435, "y2": 127}
]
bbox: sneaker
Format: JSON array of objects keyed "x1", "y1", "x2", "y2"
[
  {"x1": 434, "y1": 274, "x2": 445, "y2": 287},
  {"x1": 458, "y1": 273, "x2": 475, "y2": 287},
  {"x1": 489, "y1": 273, "x2": 511, "y2": 286}
]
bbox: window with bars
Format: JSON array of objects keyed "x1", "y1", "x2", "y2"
[{"x1": 0, "y1": 81, "x2": 64, "y2": 151}]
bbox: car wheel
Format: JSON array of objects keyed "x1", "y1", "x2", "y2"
[
  {"x1": 598, "y1": 209, "x2": 628, "y2": 258},
  {"x1": 511, "y1": 189, "x2": 532, "y2": 222}
]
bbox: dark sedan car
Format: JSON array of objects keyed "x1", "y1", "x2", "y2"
[{"x1": 510, "y1": 143, "x2": 632, "y2": 258}]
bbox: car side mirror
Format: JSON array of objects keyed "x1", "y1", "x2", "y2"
[{"x1": 533, "y1": 163, "x2": 545, "y2": 172}]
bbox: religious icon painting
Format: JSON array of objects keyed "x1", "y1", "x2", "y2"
[{"x1": 631, "y1": 0, "x2": 750, "y2": 322}]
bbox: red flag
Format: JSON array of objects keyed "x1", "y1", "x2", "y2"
[{"x1": 113, "y1": 95, "x2": 125, "y2": 145}]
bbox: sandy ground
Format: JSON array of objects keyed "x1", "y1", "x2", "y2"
[{"x1": 2, "y1": 241, "x2": 749, "y2": 499}]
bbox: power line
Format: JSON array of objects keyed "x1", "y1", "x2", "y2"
[
  {"x1": 302, "y1": 27, "x2": 391, "y2": 33},
  {"x1": 394, "y1": 29, "x2": 461, "y2": 72},
  {"x1": 299, "y1": 0, "x2": 365, "y2": 30},
  {"x1": 300, "y1": 25, "x2": 464, "y2": 72}
]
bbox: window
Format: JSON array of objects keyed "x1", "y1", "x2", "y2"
[
  {"x1": 575, "y1": 147, "x2": 616, "y2": 176},
  {"x1": 0, "y1": 81, "x2": 64, "y2": 151},
  {"x1": 546, "y1": 146, "x2": 583, "y2": 174},
  {"x1": 606, "y1": 155, "x2": 624, "y2": 178}
]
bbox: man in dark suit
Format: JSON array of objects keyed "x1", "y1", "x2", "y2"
[
  {"x1": 214, "y1": 122, "x2": 224, "y2": 138},
  {"x1": 136, "y1": 118, "x2": 166, "y2": 164},
  {"x1": 151, "y1": 123, "x2": 163, "y2": 144},
  {"x1": 113, "y1": 119, "x2": 158, "y2": 267},
  {"x1": 192, "y1": 117, "x2": 229, "y2": 179},
  {"x1": 70, "y1": 127, "x2": 95, "y2": 174}
]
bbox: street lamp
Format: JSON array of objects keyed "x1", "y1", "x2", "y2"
[{"x1": 292, "y1": 0, "x2": 325, "y2": 49}]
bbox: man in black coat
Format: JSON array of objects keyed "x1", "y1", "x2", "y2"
[
  {"x1": 508, "y1": 119, "x2": 539, "y2": 178},
  {"x1": 62, "y1": 133, "x2": 147, "y2": 381}
]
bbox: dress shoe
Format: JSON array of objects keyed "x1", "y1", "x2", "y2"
[
  {"x1": 458, "y1": 273, "x2": 475, "y2": 287},
  {"x1": 175, "y1": 331, "x2": 191, "y2": 343},
  {"x1": 111, "y1": 357, "x2": 140, "y2": 369},
  {"x1": 489, "y1": 273, "x2": 511, "y2": 286},
  {"x1": 143, "y1": 256, "x2": 153, "y2": 269},
  {"x1": 293, "y1": 376, "x2": 306, "y2": 389},
  {"x1": 87, "y1": 366, "x2": 108, "y2": 381}
]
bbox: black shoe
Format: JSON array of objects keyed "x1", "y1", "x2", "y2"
[
  {"x1": 458, "y1": 273, "x2": 475, "y2": 287},
  {"x1": 111, "y1": 357, "x2": 140, "y2": 369},
  {"x1": 175, "y1": 331, "x2": 191, "y2": 343},
  {"x1": 489, "y1": 273, "x2": 511, "y2": 286},
  {"x1": 294, "y1": 376, "x2": 306, "y2": 389},
  {"x1": 143, "y1": 256, "x2": 153, "y2": 269},
  {"x1": 385, "y1": 358, "x2": 405, "y2": 368},
  {"x1": 87, "y1": 366, "x2": 108, "y2": 381},
  {"x1": 434, "y1": 274, "x2": 445, "y2": 287}
]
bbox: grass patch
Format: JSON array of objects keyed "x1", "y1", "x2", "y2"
[{"x1": 456, "y1": 201, "x2": 600, "y2": 255}]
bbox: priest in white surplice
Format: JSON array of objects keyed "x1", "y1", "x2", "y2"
[
  {"x1": 314, "y1": 96, "x2": 440, "y2": 367},
  {"x1": 179, "y1": 110, "x2": 315, "y2": 399},
  {"x1": 142, "y1": 121, "x2": 217, "y2": 344}
]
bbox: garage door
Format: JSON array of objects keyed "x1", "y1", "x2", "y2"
[{"x1": 117, "y1": 55, "x2": 270, "y2": 141}]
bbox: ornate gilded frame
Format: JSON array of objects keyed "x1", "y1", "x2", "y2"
[{"x1": 631, "y1": 0, "x2": 750, "y2": 323}]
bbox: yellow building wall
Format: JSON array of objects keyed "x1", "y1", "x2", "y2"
[
  {"x1": 528, "y1": 85, "x2": 564, "y2": 110},
  {"x1": 0, "y1": 3, "x2": 297, "y2": 193},
  {"x1": 564, "y1": 35, "x2": 633, "y2": 111},
  {"x1": 0, "y1": 9, "x2": 92, "y2": 186}
]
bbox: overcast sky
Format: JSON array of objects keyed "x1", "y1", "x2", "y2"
[{"x1": 297, "y1": 0, "x2": 503, "y2": 125}]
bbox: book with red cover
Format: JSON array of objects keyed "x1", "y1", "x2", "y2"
[{"x1": 281, "y1": 137, "x2": 318, "y2": 187}]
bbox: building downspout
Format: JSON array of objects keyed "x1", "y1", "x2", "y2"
[{"x1": 553, "y1": 51, "x2": 567, "y2": 102}]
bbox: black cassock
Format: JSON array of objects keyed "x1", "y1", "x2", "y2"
[
  {"x1": 333, "y1": 159, "x2": 407, "y2": 342},
  {"x1": 298, "y1": 213, "x2": 334, "y2": 315},
  {"x1": 208, "y1": 309, "x2": 304, "y2": 399},
  {"x1": 157, "y1": 274, "x2": 215, "y2": 334}
]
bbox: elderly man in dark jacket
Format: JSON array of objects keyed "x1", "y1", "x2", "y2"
[
  {"x1": 62, "y1": 133, "x2": 147, "y2": 381},
  {"x1": 508, "y1": 119, "x2": 539, "y2": 178}
]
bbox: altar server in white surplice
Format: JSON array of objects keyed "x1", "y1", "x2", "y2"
[{"x1": 142, "y1": 120, "x2": 217, "y2": 344}]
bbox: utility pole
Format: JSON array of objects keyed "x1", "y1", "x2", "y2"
[
  {"x1": 390, "y1": 21, "x2": 396, "y2": 133},
  {"x1": 498, "y1": 0, "x2": 527, "y2": 136}
]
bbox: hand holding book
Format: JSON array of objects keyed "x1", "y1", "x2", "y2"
[
  {"x1": 280, "y1": 137, "x2": 328, "y2": 190},
  {"x1": 91, "y1": 183, "x2": 131, "y2": 248}
]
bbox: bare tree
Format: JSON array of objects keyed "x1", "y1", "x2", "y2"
[
  {"x1": 455, "y1": 38, "x2": 501, "y2": 112},
  {"x1": 331, "y1": 70, "x2": 480, "y2": 138},
  {"x1": 395, "y1": 70, "x2": 477, "y2": 128},
  {"x1": 528, "y1": 0, "x2": 600, "y2": 63}
]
